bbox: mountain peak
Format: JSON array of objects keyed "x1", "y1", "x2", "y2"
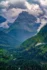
[
  {"x1": 15, "y1": 11, "x2": 37, "y2": 23},
  {"x1": 3, "y1": 11, "x2": 40, "y2": 42}
]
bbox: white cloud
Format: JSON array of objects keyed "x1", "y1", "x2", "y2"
[
  {"x1": 0, "y1": 0, "x2": 47, "y2": 31},
  {"x1": 0, "y1": 0, "x2": 27, "y2": 9},
  {"x1": 0, "y1": 0, "x2": 43, "y2": 23},
  {"x1": 8, "y1": 0, "x2": 26, "y2": 4},
  {"x1": 36, "y1": 18, "x2": 40, "y2": 23},
  {"x1": 34, "y1": 0, "x2": 47, "y2": 6},
  {"x1": 2, "y1": 8, "x2": 26, "y2": 23},
  {"x1": 37, "y1": 18, "x2": 47, "y2": 32},
  {"x1": 33, "y1": 0, "x2": 47, "y2": 32},
  {"x1": 0, "y1": 21, "x2": 9, "y2": 28},
  {"x1": 27, "y1": 4, "x2": 43, "y2": 16},
  {"x1": 0, "y1": 1, "x2": 9, "y2": 8},
  {"x1": 39, "y1": 0, "x2": 47, "y2": 7}
]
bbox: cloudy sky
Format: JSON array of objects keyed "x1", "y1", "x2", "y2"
[{"x1": 0, "y1": 0, "x2": 47, "y2": 31}]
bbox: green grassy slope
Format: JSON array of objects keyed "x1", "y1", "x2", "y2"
[
  {"x1": 0, "y1": 25, "x2": 47, "y2": 70},
  {"x1": 19, "y1": 25, "x2": 47, "y2": 62}
]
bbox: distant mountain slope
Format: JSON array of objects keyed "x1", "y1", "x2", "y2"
[
  {"x1": 4, "y1": 11, "x2": 40, "y2": 42},
  {"x1": 19, "y1": 25, "x2": 47, "y2": 62},
  {"x1": 0, "y1": 31, "x2": 20, "y2": 49},
  {"x1": 0, "y1": 12, "x2": 41, "y2": 48},
  {"x1": 21, "y1": 24, "x2": 47, "y2": 47}
]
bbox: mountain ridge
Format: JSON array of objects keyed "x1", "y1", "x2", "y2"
[
  {"x1": 3, "y1": 11, "x2": 40, "y2": 42},
  {"x1": 19, "y1": 24, "x2": 47, "y2": 62}
]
